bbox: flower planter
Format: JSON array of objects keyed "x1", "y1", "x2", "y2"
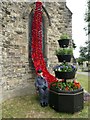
[
  {"x1": 54, "y1": 70, "x2": 76, "y2": 79},
  {"x1": 52, "y1": 33, "x2": 83, "y2": 113},
  {"x1": 56, "y1": 55, "x2": 72, "y2": 62},
  {"x1": 49, "y1": 88, "x2": 84, "y2": 113},
  {"x1": 58, "y1": 39, "x2": 70, "y2": 48},
  {"x1": 50, "y1": 81, "x2": 81, "y2": 92}
]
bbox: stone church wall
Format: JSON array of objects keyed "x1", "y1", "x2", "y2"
[
  {"x1": 46, "y1": 2, "x2": 72, "y2": 70},
  {"x1": 0, "y1": 2, "x2": 72, "y2": 100}
]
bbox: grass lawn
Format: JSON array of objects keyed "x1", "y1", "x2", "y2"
[
  {"x1": 76, "y1": 74, "x2": 89, "y2": 92},
  {"x1": 2, "y1": 74, "x2": 90, "y2": 118}
]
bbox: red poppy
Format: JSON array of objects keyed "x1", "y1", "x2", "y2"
[{"x1": 31, "y1": 1, "x2": 57, "y2": 88}]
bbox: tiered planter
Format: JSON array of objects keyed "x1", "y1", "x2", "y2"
[
  {"x1": 49, "y1": 37, "x2": 84, "y2": 113},
  {"x1": 54, "y1": 70, "x2": 76, "y2": 79},
  {"x1": 58, "y1": 39, "x2": 70, "y2": 48},
  {"x1": 56, "y1": 55, "x2": 72, "y2": 62},
  {"x1": 49, "y1": 88, "x2": 84, "y2": 113}
]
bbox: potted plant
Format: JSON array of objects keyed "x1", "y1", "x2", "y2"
[
  {"x1": 58, "y1": 34, "x2": 70, "y2": 48},
  {"x1": 49, "y1": 34, "x2": 84, "y2": 113},
  {"x1": 50, "y1": 80, "x2": 81, "y2": 92},
  {"x1": 55, "y1": 48, "x2": 73, "y2": 62},
  {"x1": 53, "y1": 63, "x2": 77, "y2": 79},
  {"x1": 49, "y1": 80, "x2": 84, "y2": 113}
]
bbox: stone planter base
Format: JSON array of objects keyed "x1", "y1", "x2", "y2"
[{"x1": 49, "y1": 88, "x2": 84, "y2": 113}]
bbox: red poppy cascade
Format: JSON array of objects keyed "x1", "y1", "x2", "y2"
[{"x1": 31, "y1": 1, "x2": 57, "y2": 88}]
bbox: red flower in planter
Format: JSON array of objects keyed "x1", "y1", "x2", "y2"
[
  {"x1": 50, "y1": 81, "x2": 81, "y2": 91},
  {"x1": 65, "y1": 86, "x2": 69, "y2": 91},
  {"x1": 74, "y1": 80, "x2": 81, "y2": 88},
  {"x1": 74, "y1": 83, "x2": 81, "y2": 89}
]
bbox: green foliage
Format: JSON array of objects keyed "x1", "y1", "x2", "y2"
[
  {"x1": 60, "y1": 33, "x2": 69, "y2": 39},
  {"x1": 76, "y1": 57, "x2": 83, "y2": 65},
  {"x1": 79, "y1": 40, "x2": 90, "y2": 62},
  {"x1": 55, "y1": 48, "x2": 73, "y2": 55}
]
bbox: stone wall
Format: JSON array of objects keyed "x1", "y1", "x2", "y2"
[
  {"x1": 1, "y1": 2, "x2": 36, "y2": 100},
  {"x1": 46, "y1": 2, "x2": 72, "y2": 71},
  {"x1": 0, "y1": 2, "x2": 72, "y2": 100}
]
